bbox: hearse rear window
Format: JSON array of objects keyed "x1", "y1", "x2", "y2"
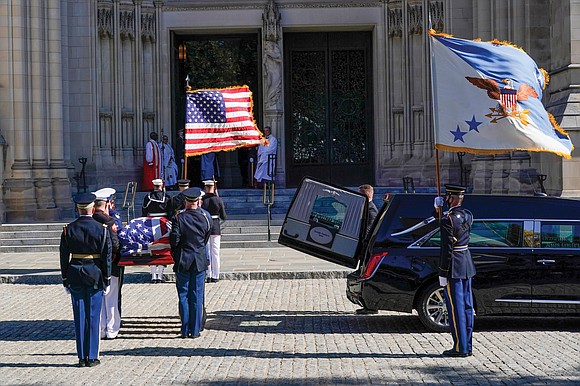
[
  {"x1": 310, "y1": 196, "x2": 347, "y2": 230},
  {"x1": 540, "y1": 222, "x2": 580, "y2": 248}
]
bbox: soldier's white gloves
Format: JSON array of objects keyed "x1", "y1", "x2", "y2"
[
  {"x1": 64, "y1": 287, "x2": 71, "y2": 295},
  {"x1": 103, "y1": 286, "x2": 111, "y2": 295},
  {"x1": 434, "y1": 196, "x2": 444, "y2": 208},
  {"x1": 439, "y1": 276, "x2": 448, "y2": 287}
]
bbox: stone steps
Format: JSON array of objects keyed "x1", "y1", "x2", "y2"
[{"x1": 0, "y1": 219, "x2": 285, "y2": 253}]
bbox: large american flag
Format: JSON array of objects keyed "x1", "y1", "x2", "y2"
[{"x1": 185, "y1": 86, "x2": 264, "y2": 156}]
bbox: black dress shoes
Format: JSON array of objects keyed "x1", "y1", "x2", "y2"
[
  {"x1": 355, "y1": 307, "x2": 378, "y2": 315},
  {"x1": 78, "y1": 359, "x2": 86, "y2": 368},
  {"x1": 86, "y1": 359, "x2": 101, "y2": 367},
  {"x1": 442, "y1": 349, "x2": 472, "y2": 357}
]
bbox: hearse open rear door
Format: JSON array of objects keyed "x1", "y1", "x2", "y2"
[{"x1": 278, "y1": 177, "x2": 367, "y2": 269}]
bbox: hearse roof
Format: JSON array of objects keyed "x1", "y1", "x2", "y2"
[{"x1": 388, "y1": 193, "x2": 580, "y2": 219}]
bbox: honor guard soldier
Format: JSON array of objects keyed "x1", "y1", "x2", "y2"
[
  {"x1": 170, "y1": 187, "x2": 211, "y2": 338},
  {"x1": 60, "y1": 193, "x2": 112, "y2": 367},
  {"x1": 201, "y1": 179, "x2": 227, "y2": 283},
  {"x1": 142, "y1": 179, "x2": 171, "y2": 217},
  {"x1": 142, "y1": 178, "x2": 171, "y2": 282},
  {"x1": 108, "y1": 191, "x2": 123, "y2": 229},
  {"x1": 93, "y1": 188, "x2": 123, "y2": 339},
  {"x1": 434, "y1": 184, "x2": 475, "y2": 357},
  {"x1": 170, "y1": 179, "x2": 190, "y2": 218}
]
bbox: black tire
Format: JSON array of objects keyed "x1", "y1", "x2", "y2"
[{"x1": 417, "y1": 281, "x2": 449, "y2": 332}]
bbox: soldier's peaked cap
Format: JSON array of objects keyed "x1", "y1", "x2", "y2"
[
  {"x1": 445, "y1": 184, "x2": 466, "y2": 195},
  {"x1": 152, "y1": 179, "x2": 163, "y2": 186},
  {"x1": 93, "y1": 187, "x2": 116, "y2": 201},
  {"x1": 74, "y1": 192, "x2": 97, "y2": 209},
  {"x1": 182, "y1": 187, "x2": 204, "y2": 201},
  {"x1": 202, "y1": 179, "x2": 215, "y2": 186},
  {"x1": 177, "y1": 179, "x2": 190, "y2": 186}
]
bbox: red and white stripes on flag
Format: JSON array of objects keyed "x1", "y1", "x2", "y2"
[
  {"x1": 500, "y1": 88, "x2": 517, "y2": 112},
  {"x1": 184, "y1": 85, "x2": 264, "y2": 156}
]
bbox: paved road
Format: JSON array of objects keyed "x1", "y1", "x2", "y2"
[{"x1": 1, "y1": 280, "x2": 579, "y2": 385}]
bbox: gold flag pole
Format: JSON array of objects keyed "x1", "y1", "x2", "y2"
[{"x1": 435, "y1": 148, "x2": 442, "y2": 220}]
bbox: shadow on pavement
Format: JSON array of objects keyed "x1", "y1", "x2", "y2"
[
  {"x1": 101, "y1": 346, "x2": 440, "y2": 359},
  {"x1": 204, "y1": 310, "x2": 580, "y2": 334},
  {"x1": 0, "y1": 269, "x2": 59, "y2": 275},
  {"x1": 0, "y1": 312, "x2": 578, "y2": 341}
]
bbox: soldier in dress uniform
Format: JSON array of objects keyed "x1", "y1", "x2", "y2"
[
  {"x1": 93, "y1": 188, "x2": 123, "y2": 339},
  {"x1": 434, "y1": 184, "x2": 475, "y2": 357},
  {"x1": 142, "y1": 178, "x2": 171, "y2": 282},
  {"x1": 108, "y1": 193, "x2": 123, "y2": 229},
  {"x1": 170, "y1": 187, "x2": 211, "y2": 338},
  {"x1": 201, "y1": 179, "x2": 227, "y2": 283},
  {"x1": 60, "y1": 193, "x2": 112, "y2": 367},
  {"x1": 103, "y1": 189, "x2": 124, "y2": 315},
  {"x1": 170, "y1": 179, "x2": 190, "y2": 218}
]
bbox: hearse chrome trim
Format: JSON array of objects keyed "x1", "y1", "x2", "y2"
[
  {"x1": 495, "y1": 299, "x2": 531, "y2": 303},
  {"x1": 495, "y1": 299, "x2": 580, "y2": 305},
  {"x1": 532, "y1": 300, "x2": 580, "y2": 305}
]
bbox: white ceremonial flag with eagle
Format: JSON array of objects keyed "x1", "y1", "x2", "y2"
[{"x1": 430, "y1": 31, "x2": 573, "y2": 159}]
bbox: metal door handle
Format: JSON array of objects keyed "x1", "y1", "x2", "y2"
[{"x1": 537, "y1": 259, "x2": 555, "y2": 264}]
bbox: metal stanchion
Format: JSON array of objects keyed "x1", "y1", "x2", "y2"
[
  {"x1": 402, "y1": 176, "x2": 415, "y2": 193},
  {"x1": 122, "y1": 181, "x2": 137, "y2": 223},
  {"x1": 263, "y1": 154, "x2": 277, "y2": 241},
  {"x1": 78, "y1": 157, "x2": 88, "y2": 193}
]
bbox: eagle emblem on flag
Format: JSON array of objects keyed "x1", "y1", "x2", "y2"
[{"x1": 465, "y1": 77, "x2": 538, "y2": 124}]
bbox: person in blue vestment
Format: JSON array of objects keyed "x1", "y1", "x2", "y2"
[
  {"x1": 201, "y1": 152, "x2": 220, "y2": 181},
  {"x1": 60, "y1": 192, "x2": 112, "y2": 367},
  {"x1": 170, "y1": 187, "x2": 211, "y2": 338},
  {"x1": 434, "y1": 184, "x2": 475, "y2": 357}
]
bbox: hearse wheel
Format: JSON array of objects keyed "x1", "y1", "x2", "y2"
[{"x1": 417, "y1": 282, "x2": 450, "y2": 332}]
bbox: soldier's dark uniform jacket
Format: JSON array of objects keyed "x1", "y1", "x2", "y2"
[
  {"x1": 60, "y1": 216, "x2": 112, "y2": 289},
  {"x1": 170, "y1": 192, "x2": 186, "y2": 218},
  {"x1": 438, "y1": 206, "x2": 475, "y2": 279},
  {"x1": 109, "y1": 208, "x2": 123, "y2": 229},
  {"x1": 93, "y1": 209, "x2": 122, "y2": 277},
  {"x1": 170, "y1": 208, "x2": 211, "y2": 273},
  {"x1": 142, "y1": 190, "x2": 171, "y2": 217},
  {"x1": 201, "y1": 193, "x2": 227, "y2": 235}
]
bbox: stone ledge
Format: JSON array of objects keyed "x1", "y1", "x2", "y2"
[{"x1": 0, "y1": 270, "x2": 351, "y2": 285}]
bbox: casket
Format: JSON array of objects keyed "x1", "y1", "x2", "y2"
[{"x1": 117, "y1": 216, "x2": 174, "y2": 266}]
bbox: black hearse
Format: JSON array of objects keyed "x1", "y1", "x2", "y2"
[{"x1": 279, "y1": 177, "x2": 580, "y2": 331}]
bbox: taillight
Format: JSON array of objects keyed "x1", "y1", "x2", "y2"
[{"x1": 358, "y1": 251, "x2": 388, "y2": 281}]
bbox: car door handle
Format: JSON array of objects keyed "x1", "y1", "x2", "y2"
[
  {"x1": 283, "y1": 230, "x2": 299, "y2": 238},
  {"x1": 537, "y1": 259, "x2": 556, "y2": 264}
]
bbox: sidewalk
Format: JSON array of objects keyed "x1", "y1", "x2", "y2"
[{"x1": 0, "y1": 247, "x2": 351, "y2": 284}]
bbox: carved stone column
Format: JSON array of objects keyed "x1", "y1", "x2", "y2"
[
  {"x1": 0, "y1": 134, "x2": 5, "y2": 223},
  {"x1": 1, "y1": 0, "x2": 70, "y2": 222},
  {"x1": 262, "y1": 0, "x2": 285, "y2": 186}
]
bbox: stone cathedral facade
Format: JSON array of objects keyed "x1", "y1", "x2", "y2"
[{"x1": 0, "y1": 0, "x2": 579, "y2": 223}]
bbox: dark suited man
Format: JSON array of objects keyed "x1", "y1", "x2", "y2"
[
  {"x1": 170, "y1": 187, "x2": 211, "y2": 338},
  {"x1": 435, "y1": 184, "x2": 475, "y2": 357},
  {"x1": 60, "y1": 193, "x2": 112, "y2": 367}
]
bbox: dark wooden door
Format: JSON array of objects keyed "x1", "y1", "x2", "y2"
[{"x1": 284, "y1": 32, "x2": 374, "y2": 187}]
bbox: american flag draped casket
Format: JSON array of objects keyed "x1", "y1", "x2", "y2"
[{"x1": 117, "y1": 216, "x2": 174, "y2": 266}]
